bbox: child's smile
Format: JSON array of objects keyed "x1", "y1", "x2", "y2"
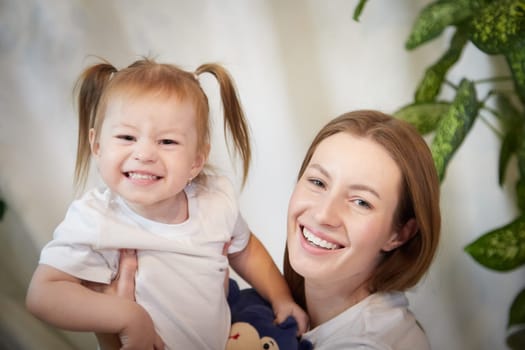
[{"x1": 89, "y1": 93, "x2": 206, "y2": 223}]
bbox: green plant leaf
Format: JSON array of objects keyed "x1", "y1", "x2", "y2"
[
  {"x1": 507, "y1": 287, "x2": 525, "y2": 349},
  {"x1": 505, "y1": 39, "x2": 525, "y2": 105},
  {"x1": 518, "y1": 178, "x2": 525, "y2": 213},
  {"x1": 507, "y1": 328, "x2": 525, "y2": 350},
  {"x1": 465, "y1": 214, "x2": 525, "y2": 271},
  {"x1": 394, "y1": 102, "x2": 450, "y2": 135},
  {"x1": 495, "y1": 93, "x2": 524, "y2": 133},
  {"x1": 430, "y1": 79, "x2": 479, "y2": 181},
  {"x1": 469, "y1": 0, "x2": 525, "y2": 55},
  {"x1": 500, "y1": 132, "x2": 520, "y2": 185},
  {"x1": 405, "y1": 0, "x2": 474, "y2": 50},
  {"x1": 495, "y1": 94, "x2": 525, "y2": 185},
  {"x1": 509, "y1": 288, "x2": 525, "y2": 327},
  {"x1": 352, "y1": 0, "x2": 369, "y2": 22},
  {"x1": 518, "y1": 130, "x2": 525, "y2": 212},
  {"x1": 415, "y1": 25, "x2": 469, "y2": 102},
  {"x1": 0, "y1": 199, "x2": 5, "y2": 221}
]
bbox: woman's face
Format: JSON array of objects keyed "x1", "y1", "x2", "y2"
[{"x1": 287, "y1": 132, "x2": 404, "y2": 287}]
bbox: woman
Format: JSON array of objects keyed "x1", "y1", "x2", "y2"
[
  {"x1": 283, "y1": 110, "x2": 440, "y2": 348},
  {"x1": 102, "y1": 110, "x2": 441, "y2": 349}
]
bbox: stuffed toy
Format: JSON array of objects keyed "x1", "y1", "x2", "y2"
[{"x1": 226, "y1": 279, "x2": 313, "y2": 350}]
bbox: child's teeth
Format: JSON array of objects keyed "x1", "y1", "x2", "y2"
[{"x1": 129, "y1": 172, "x2": 158, "y2": 180}]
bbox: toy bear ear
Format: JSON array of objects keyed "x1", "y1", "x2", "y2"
[
  {"x1": 226, "y1": 322, "x2": 261, "y2": 350},
  {"x1": 260, "y1": 336, "x2": 279, "y2": 350}
]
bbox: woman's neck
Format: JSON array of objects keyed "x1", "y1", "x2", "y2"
[{"x1": 305, "y1": 278, "x2": 371, "y2": 328}]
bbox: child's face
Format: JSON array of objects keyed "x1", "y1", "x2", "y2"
[
  {"x1": 286, "y1": 132, "x2": 404, "y2": 289},
  {"x1": 90, "y1": 93, "x2": 206, "y2": 221}
]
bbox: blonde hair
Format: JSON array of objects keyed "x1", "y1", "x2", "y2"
[
  {"x1": 284, "y1": 110, "x2": 441, "y2": 309},
  {"x1": 74, "y1": 58, "x2": 251, "y2": 191}
]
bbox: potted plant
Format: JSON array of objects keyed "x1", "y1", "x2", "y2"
[{"x1": 353, "y1": 0, "x2": 525, "y2": 348}]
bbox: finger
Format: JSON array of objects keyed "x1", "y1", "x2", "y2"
[
  {"x1": 154, "y1": 333, "x2": 165, "y2": 350},
  {"x1": 274, "y1": 309, "x2": 309, "y2": 336},
  {"x1": 295, "y1": 313, "x2": 309, "y2": 335},
  {"x1": 293, "y1": 310, "x2": 310, "y2": 335},
  {"x1": 273, "y1": 310, "x2": 287, "y2": 325},
  {"x1": 117, "y1": 249, "x2": 138, "y2": 300},
  {"x1": 222, "y1": 240, "x2": 232, "y2": 256}
]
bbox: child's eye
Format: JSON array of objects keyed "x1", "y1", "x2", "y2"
[
  {"x1": 159, "y1": 139, "x2": 179, "y2": 145},
  {"x1": 116, "y1": 135, "x2": 135, "y2": 141}
]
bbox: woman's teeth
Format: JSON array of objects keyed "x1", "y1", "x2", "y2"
[
  {"x1": 302, "y1": 228, "x2": 340, "y2": 250},
  {"x1": 127, "y1": 172, "x2": 159, "y2": 180}
]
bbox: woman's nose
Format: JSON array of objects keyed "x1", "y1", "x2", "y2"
[
  {"x1": 133, "y1": 140, "x2": 157, "y2": 162},
  {"x1": 313, "y1": 194, "x2": 343, "y2": 228}
]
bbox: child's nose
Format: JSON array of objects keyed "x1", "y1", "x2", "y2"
[{"x1": 133, "y1": 140, "x2": 157, "y2": 162}]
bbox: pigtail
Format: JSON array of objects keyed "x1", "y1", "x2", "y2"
[
  {"x1": 195, "y1": 64, "x2": 251, "y2": 186},
  {"x1": 74, "y1": 63, "x2": 117, "y2": 192}
]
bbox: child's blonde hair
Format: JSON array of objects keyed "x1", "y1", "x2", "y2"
[{"x1": 74, "y1": 57, "x2": 251, "y2": 191}]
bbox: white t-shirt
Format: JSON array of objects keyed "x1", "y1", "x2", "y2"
[
  {"x1": 302, "y1": 292, "x2": 430, "y2": 350},
  {"x1": 39, "y1": 175, "x2": 250, "y2": 350}
]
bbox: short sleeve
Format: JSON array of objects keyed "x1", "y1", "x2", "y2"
[
  {"x1": 227, "y1": 213, "x2": 251, "y2": 254},
  {"x1": 39, "y1": 191, "x2": 119, "y2": 283}
]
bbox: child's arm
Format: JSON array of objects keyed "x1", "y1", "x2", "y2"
[
  {"x1": 228, "y1": 233, "x2": 309, "y2": 334},
  {"x1": 26, "y1": 264, "x2": 163, "y2": 349}
]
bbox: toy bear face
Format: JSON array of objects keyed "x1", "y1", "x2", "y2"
[
  {"x1": 227, "y1": 322, "x2": 279, "y2": 350},
  {"x1": 260, "y1": 336, "x2": 279, "y2": 349}
]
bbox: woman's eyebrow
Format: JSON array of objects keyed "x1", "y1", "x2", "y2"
[
  {"x1": 349, "y1": 184, "x2": 381, "y2": 199},
  {"x1": 309, "y1": 163, "x2": 381, "y2": 199},
  {"x1": 308, "y1": 163, "x2": 331, "y2": 179}
]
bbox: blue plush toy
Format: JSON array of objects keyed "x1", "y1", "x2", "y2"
[{"x1": 226, "y1": 279, "x2": 313, "y2": 350}]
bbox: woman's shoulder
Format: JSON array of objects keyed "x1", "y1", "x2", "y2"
[
  {"x1": 302, "y1": 292, "x2": 430, "y2": 350},
  {"x1": 362, "y1": 292, "x2": 431, "y2": 349}
]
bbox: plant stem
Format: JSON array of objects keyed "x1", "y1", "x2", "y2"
[
  {"x1": 479, "y1": 112, "x2": 503, "y2": 138},
  {"x1": 474, "y1": 76, "x2": 513, "y2": 84},
  {"x1": 444, "y1": 80, "x2": 458, "y2": 90}
]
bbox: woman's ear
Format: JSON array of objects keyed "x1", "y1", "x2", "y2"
[
  {"x1": 89, "y1": 128, "x2": 100, "y2": 156},
  {"x1": 382, "y1": 218, "x2": 418, "y2": 252}
]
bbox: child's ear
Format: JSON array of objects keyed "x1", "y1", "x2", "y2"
[
  {"x1": 89, "y1": 128, "x2": 100, "y2": 156},
  {"x1": 190, "y1": 144, "x2": 210, "y2": 178},
  {"x1": 382, "y1": 218, "x2": 418, "y2": 252}
]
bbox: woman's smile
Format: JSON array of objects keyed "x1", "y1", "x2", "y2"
[{"x1": 300, "y1": 225, "x2": 343, "y2": 251}]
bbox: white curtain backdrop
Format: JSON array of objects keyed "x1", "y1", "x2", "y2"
[{"x1": 1, "y1": 0, "x2": 523, "y2": 349}]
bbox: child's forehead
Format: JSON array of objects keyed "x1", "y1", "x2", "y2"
[
  {"x1": 104, "y1": 88, "x2": 200, "y2": 115},
  {"x1": 108, "y1": 85, "x2": 188, "y2": 104}
]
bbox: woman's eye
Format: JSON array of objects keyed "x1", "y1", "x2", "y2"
[
  {"x1": 353, "y1": 198, "x2": 371, "y2": 209},
  {"x1": 308, "y1": 178, "x2": 325, "y2": 188},
  {"x1": 116, "y1": 135, "x2": 135, "y2": 141},
  {"x1": 159, "y1": 139, "x2": 178, "y2": 145}
]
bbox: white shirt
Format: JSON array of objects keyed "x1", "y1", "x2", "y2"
[
  {"x1": 302, "y1": 292, "x2": 430, "y2": 350},
  {"x1": 39, "y1": 176, "x2": 250, "y2": 350}
]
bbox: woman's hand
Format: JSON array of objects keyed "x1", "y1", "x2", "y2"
[
  {"x1": 119, "y1": 303, "x2": 164, "y2": 350},
  {"x1": 85, "y1": 249, "x2": 164, "y2": 350},
  {"x1": 83, "y1": 249, "x2": 137, "y2": 300}
]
